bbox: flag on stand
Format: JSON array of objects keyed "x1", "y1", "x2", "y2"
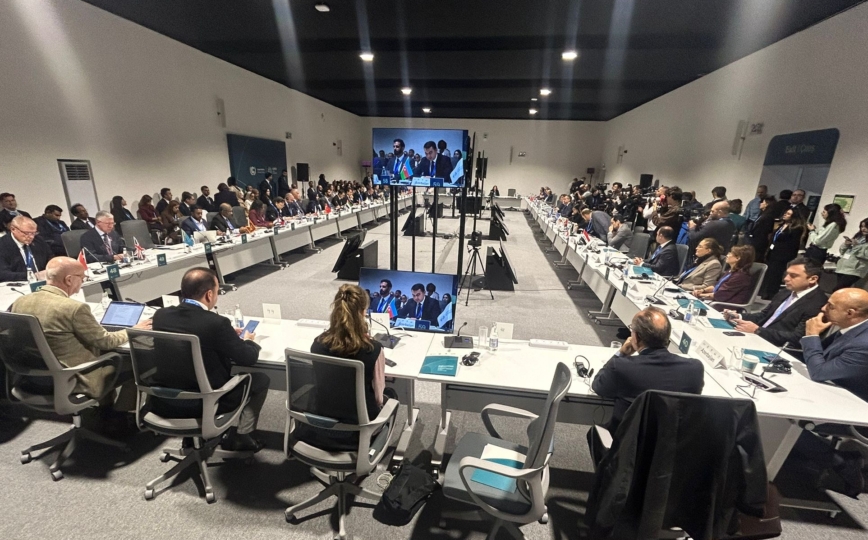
[
  {"x1": 133, "y1": 237, "x2": 145, "y2": 260},
  {"x1": 582, "y1": 229, "x2": 592, "y2": 244},
  {"x1": 400, "y1": 161, "x2": 413, "y2": 180},
  {"x1": 385, "y1": 297, "x2": 398, "y2": 318},
  {"x1": 182, "y1": 230, "x2": 195, "y2": 247},
  {"x1": 324, "y1": 202, "x2": 332, "y2": 215},
  {"x1": 77, "y1": 249, "x2": 88, "y2": 269}
]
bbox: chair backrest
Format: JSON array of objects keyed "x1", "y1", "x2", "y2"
[
  {"x1": 120, "y1": 219, "x2": 155, "y2": 249},
  {"x1": 524, "y1": 362, "x2": 572, "y2": 470},
  {"x1": 507, "y1": 188, "x2": 516, "y2": 197},
  {"x1": 127, "y1": 329, "x2": 213, "y2": 395},
  {"x1": 206, "y1": 211, "x2": 219, "y2": 226},
  {"x1": 285, "y1": 348, "x2": 368, "y2": 427},
  {"x1": 231, "y1": 206, "x2": 247, "y2": 227},
  {"x1": 747, "y1": 263, "x2": 768, "y2": 303},
  {"x1": 675, "y1": 244, "x2": 689, "y2": 273},
  {"x1": 61, "y1": 229, "x2": 88, "y2": 257},
  {"x1": 634, "y1": 225, "x2": 645, "y2": 233},
  {"x1": 627, "y1": 232, "x2": 650, "y2": 259}
]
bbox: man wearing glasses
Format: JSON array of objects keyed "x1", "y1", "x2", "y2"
[
  {"x1": 80, "y1": 211, "x2": 125, "y2": 263},
  {"x1": 0, "y1": 215, "x2": 53, "y2": 281}
]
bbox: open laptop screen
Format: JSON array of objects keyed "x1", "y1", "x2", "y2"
[{"x1": 100, "y1": 301, "x2": 145, "y2": 328}]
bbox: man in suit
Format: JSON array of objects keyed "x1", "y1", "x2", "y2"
[
  {"x1": 397, "y1": 283, "x2": 442, "y2": 323},
  {"x1": 607, "y1": 214, "x2": 633, "y2": 251},
  {"x1": 370, "y1": 279, "x2": 393, "y2": 313},
  {"x1": 277, "y1": 169, "x2": 291, "y2": 197},
  {"x1": 0, "y1": 192, "x2": 32, "y2": 233},
  {"x1": 702, "y1": 186, "x2": 727, "y2": 214},
  {"x1": 385, "y1": 139, "x2": 410, "y2": 179},
  {"x1": 196, "y1": 185, "x2": 215, "y2": 213},
  {"x1": 557, "y1": 195, "x2": 573, "y2": 217},
  {"x1": 210, "y1": 203, "x2": 240, "y2": 234},
  {"x1": 588, "y1": 210, "x2": 611, "y2": 240},
  {"x1": 688, "y1": 200, "x2": 736, "y2": 255},
  {"x1": 590, "y1": 306, "x2": 704, "y2": 463},
  {"x1": 288, "y1": 188, "x2": 306, "y2": 215},
  {"x1": 414, "y1": 140, "x2": 454, "y2": 181},
  {"x1": 80, "y1": 211, "x2": 125, "y2": 264},
  {"x1": 11, "y1": 257, "x2": 151, "y2": 416},
  {"x1": 726, "y1": 257, "x2": 826, "y2": 346},
  {"x1": 34, "y1": 204, "x2": 71, "y2": 256},
  {"x1": 69, "y1": 203, "x2": 96, "y2": 230},
  {"x1": 179, "y1": 192, "x2": 195, "y2": 217},
  {"x1": 0, "y1": 216, "x2": 54, "y2": 281},
  {"x1": 155, "y1": 188, "x2": 173, "y2": 215},
  {"x1": 634, "y1": 226, "x2": 680, "y2": 277},
  {"x1": 152, "y1": 267, "x2": 267, "y2": 452},
  {"x1": 180, "y1": 206, "x2": 208, "y2": 237},
  {"x1": 259, "y1": 173, "x2": 277, "y2": 201},
  {"x1": 787, "y1": 188, "x2": 811, "y2": 221}
]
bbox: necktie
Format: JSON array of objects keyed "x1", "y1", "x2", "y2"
[
  {"x1": 430, "y1": 161, "x2": 435, "y2": 176},
  {"x1": 416, "y1": 301, "x2": 422, "y2": 319},
  {"x1": 378, "y1": 298, "x2": 387, "y2": 312},
  {"x1": 651, "y1": 246, "x2": 662, "y2": 260},
  {"x1": 763, "y1": 293, "x2": 796, "y2": 327},
  {"x1": 394, "y1": 158, "x2": 400, "y2": 175},
  {"x1": 24, "y1": 245, "x2": 35, "y2": 271},
  {"x1": 103, "y1": 234, "x2": 113, "y2": 255},
  {"x1": 226, "y1": 217, "x2": 235, "y2": 230}
]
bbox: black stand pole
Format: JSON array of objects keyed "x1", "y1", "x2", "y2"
[
  {"x1": 461, "y1": 246, "x2": 494, "y2": 306},
  {"x1": 389, "y1": 185, "x2": 398, "y2": 270},
  {"x1": 432, "y1": 188, "x2": 438, "y2": 274},
  {"x1": 411, "y1": 187, "x2": 416, "y2": 272}
]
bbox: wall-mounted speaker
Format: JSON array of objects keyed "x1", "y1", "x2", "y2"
[{"x1": 639, "y1": 174, "x2": 653, "y2": 189}]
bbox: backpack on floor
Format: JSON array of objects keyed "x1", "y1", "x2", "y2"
[{"x1": 373, "y1": 462, "x2": 439, "y2": 526}]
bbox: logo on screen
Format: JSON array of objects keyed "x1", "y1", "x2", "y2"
[{"x1": 249, "y1": 166, "x2": 256, "y2": 176}]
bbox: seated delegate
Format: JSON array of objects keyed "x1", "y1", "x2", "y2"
[
  {"x1": 0, "y1": 215, "x2": 53, "y2": 281},
  {"x1": 673, "y1": 238, "x2": 723, "y2": 292},
  {"x1": 396, "y1": 283, "x2": 442, "y2": 323},
  {"x1": 694, "y1": 245, "x2": 755, "y2": 305},
  {"x1": 81, "y1": 211, "x2": 125, "y2": 263},
  {"x1": 633, "y1": 226, "x2": 680, "y2": 277}
]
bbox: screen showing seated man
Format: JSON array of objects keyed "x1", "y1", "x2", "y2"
[
  {"x1": 359, "y1": 268, "x2": 459, "y2": 333},
  {"x1": 371, "y1": 128, "x2": 468, "y2": 188}
]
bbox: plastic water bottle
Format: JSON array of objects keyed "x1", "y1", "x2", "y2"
[
  {"x1": 101, "y1": 290, "x2": 111, "y2": 309},
  {"x1": 685, "y1": 299, "x2": 695, "y2": 325},
  {"x1": 489, "y1": 325, "x2": 499, "y2": 351},
  {"x1": 233, "y1": 304, "x2": 244, "y2": 329}
]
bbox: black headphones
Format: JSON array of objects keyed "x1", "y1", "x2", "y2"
[{"x1": 574, "y1": 355, "x2": 594, "y2": 379}]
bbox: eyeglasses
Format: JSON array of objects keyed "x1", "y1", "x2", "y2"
[{"x1": 13, "y1": 227, "x2": 38, "y2": 237}]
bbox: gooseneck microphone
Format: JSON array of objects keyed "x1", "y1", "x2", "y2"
[
  {"x1": 368, "y1": 312, "x2": 401, "y2": 349},
  {"x1": 455, "y1": 321, "x2": 468, "y2": 337}
]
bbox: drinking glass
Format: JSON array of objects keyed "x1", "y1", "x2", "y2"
[
  {"x1": 730, "y1": 347, "x2": 744, "y2": 371},
  {"x1": 478, "y1": 326, "x2": 488, "y2": 349},
  {"x1": 610, "y1": 341, "x2": 622, "y2": 349}
]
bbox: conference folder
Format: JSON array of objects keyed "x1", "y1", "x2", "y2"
[
  {"x1": 419, "y1": 355, "x2": 458, "y2": 376},
  {"x1": 470, "y1": 444, "x2": 526, "y2": 493}
]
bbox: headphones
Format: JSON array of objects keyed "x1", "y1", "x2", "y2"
[{"x1": 574, "y1": 355, "x2": 595, "y2": 379}]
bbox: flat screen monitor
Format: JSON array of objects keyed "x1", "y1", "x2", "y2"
[
  {"x1": 371, "y1": 128, "x2": 469, "y2": 188},
  {"x1": 359, "y1": 268, "x2": 459, "y2": 333},
  {"x1": 499, "y1": 240, "x2": 518, "y2": 284},
  {"x1": 494, "y1": 212, "x2": 510, "y2": 236},
  {"x1": 332, "y1": 230, "x2": 366, "y2": 273}
]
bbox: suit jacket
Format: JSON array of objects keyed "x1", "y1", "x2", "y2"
[
  {"x1": 0, "y1": 233, "x2": 54, "y2": 281},
  {"x1": 181, "y1": 216, "x2": 208, "y2": 236},
  {"x1": 196, "y1": 194, "x2": 215, "y2": 212},
  {"x1": 590, "y1": 211, "x2": 611, "y2": 240},
  {"x1": 385, "y1": 155, "x2": 410, "y2": 177},
  {"x1": 278, "y1": 176, "x2": 291, "y2": 197},
  {"x1": 642, "y1": 242, "x2": 680, "y2": 277},
  {"x1": 70, "y1": 216, "x2": 96, "y2": 230},
  {"x1": 305, "y1": 199, "x2": 323, "y2": 215},
  {"x1": 34, "y1": 216, "x2": 70, "y2": 256},
  {"x1": 153, "y1": 303, "x2": 261, "y2": 392},
  {"x1": 558, "y1": 203, "x2": 573, "y2": 218},
  {"x1": 213, "y1": 190, "x2": 239, "y2": 208},
  {"x1": 259, "y1": 179, "x2": 278, "y2": 200},
  {"x1": 689, "y1": 217, "x2": 736, "y2": 254},
  {"x1": 80, "y1": 227, "x2": 122, "y2": 263},
  {"x1": 413, "y1": 154, "x2": 454, "y2": 180},
  {"x1": 10, "y1": 285, "x2": 128, "y2": 398},
  {"x1": 591, "y1": 347, "x2": 705, "y2": 431},
  {"x1": 155, "y1": 198, "x2": 171, "y2": 216},
  {"x1": 607, "y1": 226, "x2": 633, "y2": 251},
  {"x1": 801, "y1": 321, "x2": 868, "y2": 402},
  {"x1": 711, "y1": 270, "x2": 754, "y2": 305},
  {"x1": 742, "y1": 287, "x2": 827, "y2": 346},
  {"x1": 675, "y1": 256, "x2": 722, "y2": 290},
  {"x1": 396, "y1": 297, "x2": 442, "y2": 323},
  {"x1": 0, "y1": 209, "x2": 32, "y2": 233},
  {"x1": 210, "y1": 213, "x2": 240, "y2": 233},
  {"x1": 179, "y1": 202, "x2": 193, "y2": 217},
  {"x1": 789, "y1": 203, "x2": 810, "y2": 222}
]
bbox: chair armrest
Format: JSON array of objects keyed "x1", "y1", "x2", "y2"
[
  {"x1": 64, "y1": 352, "x2": 121, "y2": 376},
  {"x1": 709, "y1": 301, "x2": 747, "y2": 311},
  {"x1": 457, "y1": 456, "x2": 543, "y2": 522},
  {"x1": 365, "y1": 397, "x2": 400, "y2": 429},
  {"x1": 481, "y1": 404, "x2": 538, "y2": 440},
  {"x1": 202, "y1": 373, "x2": 251, "y2": 440},
  {"x1": 849, "y1": 426, "x2": 868, "y2": 445},
  {"x1": 59, "y1": 352, "x2": 123, "y2": 402},
  {"x1": 357, "y1": 398, "x2": 400, "y2": 475}
]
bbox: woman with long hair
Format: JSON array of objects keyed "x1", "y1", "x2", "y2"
[
  {"x1": 695, "y1": 245, "x2": 756, "y2": 306},
  {"x1": 674, "y1": 238, "x2": 723, "y2": 292},
  {"x1": 747, "y1": 196, "x2": 777, "y2": 263},
  {"x1": 137, "y1": 194, "x2": 163, "y2": 231},
  {"x1": 310, "y1": 284, "x2": 387, "y2": 421},
  {"x1": 806, "y1": 203, "x2": 846, "y2": 262},
  {"x1": 835, "y1": 217, "x2": 868, "y2": 290},
  {"x1": 760, "y1": 209, "x2": 806, "y2": 299},
  {"x1": 160, "y1": 200, "x2": 183, "y2": 244},
  {"x1": 110, "y1": 195, "x2": 135, "y2": 233},
  {"x1": 248, "y1": 200, "x2": 273, "y2": 228}
]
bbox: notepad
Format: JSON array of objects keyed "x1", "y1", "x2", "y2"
[
  {"x1": 470, "y1": 444, "x2": 526, "y2": 493},
  {"x1": 630, "y1": 266, "x2": 651, "y2": 276},
  {"x1": 744, "y1": 348, "x2": 777, "y2": 364},
  {"x1": 708, "y1": 318, "x2": 735, "y2": 330},
  {"x1": 676, "y1": 298, "x2": 709, "y2": 311},
  {"x1": 419, "y1": 355, "x2": 458, "y2": 376}
]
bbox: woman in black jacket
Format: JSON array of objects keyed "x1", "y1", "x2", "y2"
[
  {"x1": 760, "y1": 208, "x2": 806, "y2": 299},
  {"x1": 109, "y1": 195, "x2": 135, "y2": 233},
  {"x1": 747, "y1": 196, "x2": 777, "y2": 264}
]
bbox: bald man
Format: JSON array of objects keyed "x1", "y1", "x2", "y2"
[
  {"x1": 688, "y1": 200, "x2": 736, "y2": 255},
  {"x1": 0, "y1": 215, "x2": 53, "y2": 281},
  {"x1": 11, "y1": 258, "x2": 151, "y2": 406}
]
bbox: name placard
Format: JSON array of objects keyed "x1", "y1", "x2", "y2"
[
  {"x1": 241, "y1": 234, "x2": 248, "y2": 244},
  {"x1": 107, "y1": 264, "x2": 121, "y2": 281},
  {"x1": 678, "y1": 333, "x2": 692, "y2": 354},
  {"x1": 156, "y1": 254, "x2": 167, "y2": 267}
]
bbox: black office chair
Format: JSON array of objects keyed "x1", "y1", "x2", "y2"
[
  {"x1": 284, "y1": 348, "x2": 398, "y2": 540},
  {"x1": 0, "y1": 312, "x2": 127, "y2": 481},
  {"x1": 60, "y1": 229, "x2": 88, "y2": 257},
  {"x1": 127, "y1": 329, "x2": 252, "y2": 503}
]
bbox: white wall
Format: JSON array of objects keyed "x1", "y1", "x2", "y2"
[
  {"x1": 601, "y1": 1, "x2": 868, "y2": 231},
  {"x1": 0, "y1": 0, "x2": 364, "y2": 215},
  {"x1": 360, "y1": 117, "x2": 604, "y2": 197}
]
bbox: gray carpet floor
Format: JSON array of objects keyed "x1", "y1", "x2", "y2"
[{"x1": 0, "y1": 205, "x2": 866, "y2": 539}]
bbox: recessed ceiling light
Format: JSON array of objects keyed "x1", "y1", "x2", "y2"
[
  {"x1": 422, "y1": 107, "x2": 431, "y2": 113},
  {"x1": 531, "y1": 98, "x2": 538, "y2": 102},
  {"x1": 359, "y1": 52, "x2": 374, "y2": 62},
  {"x1": 314, "y1": 3, "x2": 330, "y2": 12},
  {"x1": 540, "y1": 88, "x2": 552, "y2": 96},
  {"x1": 529, "y1": 108, "x2": 538, "y2": 115},
  {"x1": 401, "y1": 87, "x2": 412, "y2": 95},
  {"x1": 562, "y1": 50, "x2": 579, "y2": 61}
]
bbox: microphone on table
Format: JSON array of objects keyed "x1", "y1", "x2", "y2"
[
  {"x1": 445, "y1": 321, "x2": 473, "y2": 348},
  {"x1": 645, "y1": 274, "x2": 674, "y2": 305},
  {"x1": 368, "y1": 311, "x2": 400, "y2": 349},
  {"x1": 82, "y1": 247, "x2": 107, "y2": 273}
]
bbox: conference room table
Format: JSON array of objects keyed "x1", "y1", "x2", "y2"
[{"x1": 527, "y1": 198, "x2": 868, "y2": 491}]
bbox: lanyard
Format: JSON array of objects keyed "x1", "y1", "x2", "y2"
[
  {"x1": 713, "y1": 272, "x2": 733, "y2": 293},
  {"x1": 773, "y1": 225, "x2": 785, "y2": 243}
]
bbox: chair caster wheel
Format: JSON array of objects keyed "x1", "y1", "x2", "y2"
[
  {"x1": 231, "y1": 286, "x2": 238, "y2": 291},
  {"x1": 20, "y1": 453, "x2": 32, "y2": 464},
  {"x1": 160, "y1": 452, "x2": 171, "y2": 462},
  {"x1": 219, "y1": 289, "x2": 226, "y2": 295},
  {"x1": 144, "y1": 489, "x2": 155, "y2": 501},
  {"x1": 539, "y1": 513, "x2": 549, "y2": 524},
  {"x1": 51, "y1": 470, "x2": 64, "y2": 481},
  {"x1": 285, "y1": 510, "x2": 295, "y2": 522},
  {"x1": 205, "y1": 491, "x2": 216, "y2": 503}
]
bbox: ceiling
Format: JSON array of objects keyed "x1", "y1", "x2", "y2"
[{"x1": 83, "y1": 0, "x2": 864, "y2": 121}]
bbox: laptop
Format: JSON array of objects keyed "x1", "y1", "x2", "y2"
[
  {"x1": 194, "y1": 230, "x2": 218, "y2": 244},
  {"x1": 100, "y1": 301, "x2": 146, "y2": 332}
]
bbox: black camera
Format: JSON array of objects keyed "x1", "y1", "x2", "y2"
[{"x1": 469, "y1": 231, "x2": 482, "y2": 247}]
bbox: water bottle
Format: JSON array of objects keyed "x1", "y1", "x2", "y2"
[
  {"x1": 101, "y1": 290, "x2": 111, "y2": 310},
  {"x1": 233, "y1": 304, "x2": 244, "y2": 329},
  {"x1": 489, "y1": 325, "x2": 499, "y2": 351},
  {"x1": 685, "y1": 299, "x2": 695, "y2": 325}
]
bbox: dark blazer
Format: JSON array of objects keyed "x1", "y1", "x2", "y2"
[
  {"x1": 558, "y1": 203, "x2": 573, "y2": 218},
  {"x1": 155, "y1": 198, "x2": 170, "y2": 216},
  {"x1": 642, "y1": 242, "x2": 680, "y2": 277},
  {"x1": 767, "y1": 224, "x2": 805, "y2": 262},
  {"x1": 689, "y1": 217, "x2": 736, "y2": 253},
  {"x1": 196, "y1": 194, "x2": 215, "y2": 213},
  {"x1": 152, "y1": 303, "x2": 261, "y2": 402},
  {"x1": 258, "y1": 179, "x2": 278, "y2": 200},
  {"x1": 788, "y1": 202, "x2": 810, "y2": 221},
  {"x1": 710, "y1": 269, "x2": 753, "y2": 305},
  {"x1": 210, "y1": 213, "x2": 239, "y2": 233},
  {"x1": 80, "y1": 227, "x2": 122, "y2": 263},
  {"x1": 396, "y1": 297, "x2": 442, "y2": 323},
  {"x1": 70, "y1": 217, "x2": 96, "y2": 230},
  {"x1": 180, "y1": 216, "x2": 208, "y2": 236},
  {"x1": 0, "y1": 209, "x2": 32, "y2": 233},
  {"x1": 801, "y1": 321, "x2": 868, "y2": 402},
  {"x1": 304, "y1": 199, "x2": 323, "y2": 215},
  {"x1": 747, "y1": 211, "x2": 776, "y2": 262},
  {"x1": 214, "y1": 190, "x2": 240, "y2": 208},
  {"x1": 414, "y1": 154, "x2": 454, "y2": 180},
  {"x1": 34, "y1": 216, "x2": 70, "y2": 256},
  {"x1": 277, "y1": 176, "x2": 291, "y2": 197},
  {"x1": 742, "y1": 287, "x2": 826, "y2": 347},
  {"x1": 0, "y1": 234, "x2": 54, "y2": 281},
  {"x1": 385, "y1": 155, "x2": 410, "y2": 177},
  {"x1": 110, "y1": 207, "x2": 136, "y2": 233},
  {"x1": 591, "y1": 347, "x2": 705, "y2": 431},
  {"x1": 178, "y1": 202, "x2": 193, "y2": 217}
]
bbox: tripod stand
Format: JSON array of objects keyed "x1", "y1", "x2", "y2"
[{"x1": 460, "y1": 245, "x2": 494, "y2": 306}]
